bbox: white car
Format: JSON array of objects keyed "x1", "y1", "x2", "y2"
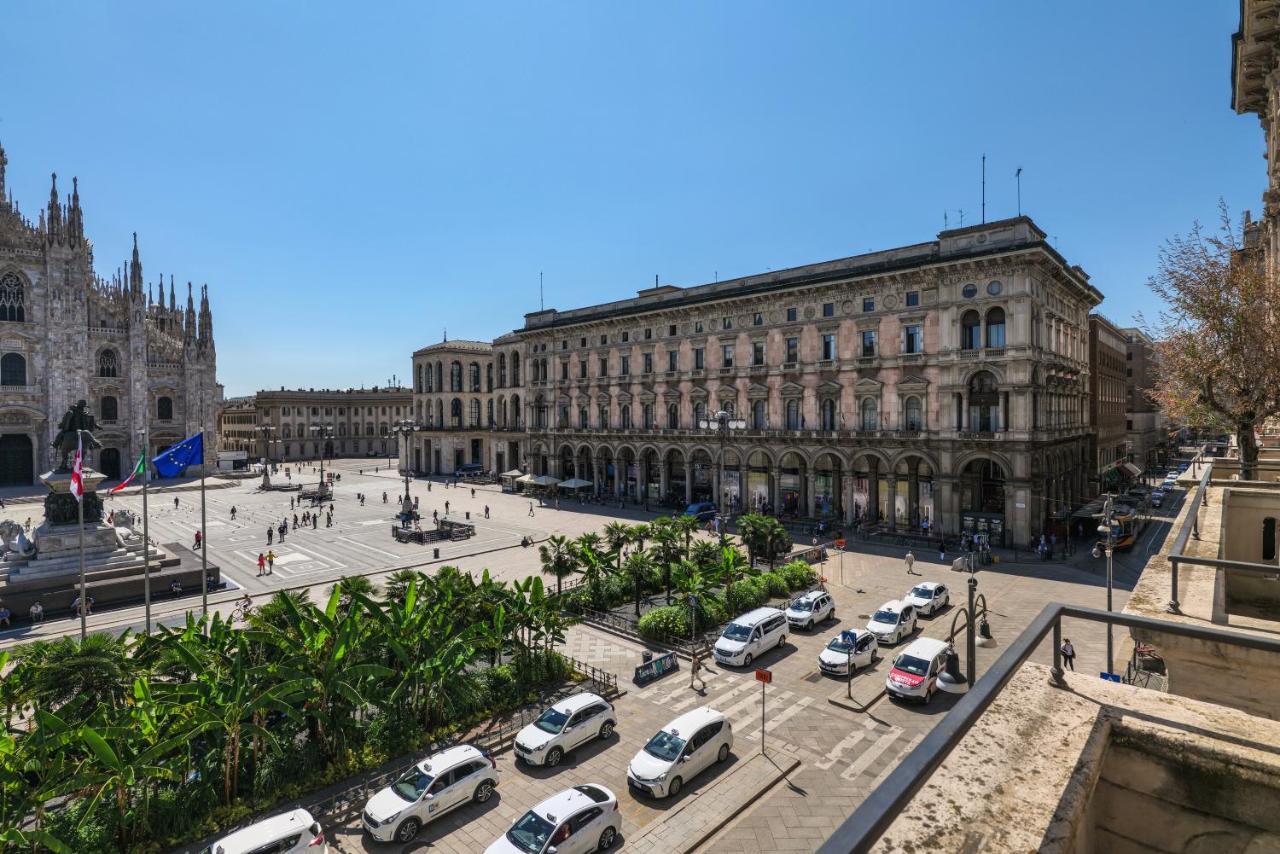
[
  {"x1": 627, "y1": 707, "x2": 733, "y2": 799},
  {"x1": 784, "y1": 589, "x2": 836, "y2": 630},
  {"x1": 905, "y1": 582, "x2": 950, "y2": 617},
  {"x1": 485, "y1": 784, "x2": 621, "y2": 854},
  {"x1": 713, "y1": 607, "x2": 788, "y2": 667},
  {"x1": 885, "y1": 637, "x2": 951, "y2": 704},
  {"x1": 866, "y1": 600, "x2": 917, "y2": 645},
  {"x1": 362, "y1": 745, "x2": 499, "y2": 843},
  {"x1": 817, "y1": 629, "x2": 878, "y2": 677},
  {"x1": 514, "y1": 692, "x2": 617, "y2": 767},
  {"x1": 200, "y1": 808, "x2": 327, "y2": 854}
]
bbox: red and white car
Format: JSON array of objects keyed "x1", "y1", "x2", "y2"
[{"x1": 884, "y1": 637, "x2": 951, "y2": 705}]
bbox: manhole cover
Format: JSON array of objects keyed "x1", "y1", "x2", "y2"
[
  {"x1": 803, "y1": 672, "x2": 825, "y2": 684},
  {"x1": 857, "y1": 614, "x2": 870, "y2": 620}
]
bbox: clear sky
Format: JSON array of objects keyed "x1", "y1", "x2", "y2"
[{"x1": 0, "y1": 2, "x2": 1261, "y2": 396}]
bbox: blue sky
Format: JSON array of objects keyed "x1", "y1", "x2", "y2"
[{"x1": 0, "y1": 2, "x2": 1260, "y2": 396}]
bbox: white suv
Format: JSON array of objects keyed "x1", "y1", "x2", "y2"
[
  {"x1": 866, "y1": 599, "x2": 917, "y2": 645},
  {"x1": 362, "y1": 745, "x2": 499, "y2": 843},
  {"x1": 818, "y1": 629, "x2": 878, "y2": 677},
  {"x1": 485, "y1": 784, "x2": 622, "y2": 854},
  {"x1": 784, "y1": 590, "x2": 836, "y2": 630},
  {"x1": 201, "y1": 808, "x2": 327, "y2": 854},
  {"x1": 514, "y1": 692, "x2": 617, "y2": 768},
  {"x1": 904, "y1": 582, "x2": 950, "y2": 617},
  {"x1": 627, "y1": 707, "x2": 733, "y2": 798}
]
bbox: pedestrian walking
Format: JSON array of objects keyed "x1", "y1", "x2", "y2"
[
  {"x1": 383, "y1": 491, "x2": 388, "y2": 503},
  {"x1": 484, "y1": 505, "x2": 490, "y2": 519},
  {"x1": 471, "y1": 488, "x2": 476, "y2": 498},
  {"x1": 266, "y1": 550, "x2": 275, "y2": 574},
  {"x1": 939, "y1": 541, "x2": 946, "y2": 562},
  {"x1": 905, "y1": 550, "x2": 918, "y2": 575},
  {"x1": 1060, "y1": 638, "x2": 1076, "y2": 671},
  {"x1": 528, "y1": 502, "x2": 535, "y2": 517},
  {"x1": 257, "y1": 553, "x2": 266, "y2": 576},
  {"x1": 267, "y1": 527, "x2": 273, "y2": 545},
  {"x1": 445, "y1": 500, "x2": 450, "y2": 514},
  {"x1": 230, "y1": 506, "x2": 237, "y2": 520},
  {"x1": 193, "y1": 530, "x2": 202, "y2": 550},
  {"x1": 433, "y1": 510, "x2": 439, "y2": 523},
  {"x1": 290, "y1": 496, "x2": 295, "y2": 510},
  {"x1": 690, "y1": 652, "x2": 706, "y2": 691},
  {"x1": 28, "y1": 601, "x2": 43, "y2": 623},
  {"x1": 173, "y1": 496, "x2": 179, "y2": 510}
]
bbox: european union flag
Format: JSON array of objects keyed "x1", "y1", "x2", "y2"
[{"x1": 152, "y1": 433, "x2": 204, "y2": 478}]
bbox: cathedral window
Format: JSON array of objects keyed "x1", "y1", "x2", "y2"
[
  {"x1": 0, "y1": 274, "x2": 23, "y2": 322},
  {"x1": 98, "y1": 349, "x2": 119, "y2": 378},
  {"x1": 101, "y1": 396, "x2": 118, "y2": 422},
  {"x1": 0, "y1": 353, "x2": 25, "y2": 386},
  {"x1": 157, "y1": 396, "x2": 174, "y2": 421}
]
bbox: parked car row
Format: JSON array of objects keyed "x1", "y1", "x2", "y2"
[{"x1": 204, "y1": 581, "x2": 956, "y2": 852}]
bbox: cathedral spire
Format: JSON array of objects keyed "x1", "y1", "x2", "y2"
[
  {"x1": 69, "y1": 176, "x2": 83, "y2": 244},
  {"x1": 199, "y1": 284, "x2": 213, "y2": 348},
  {"x1": 184, "y1": 281, "x2": 197, "y2": 343},
  {"x1": 169, "y1": 275, "x2": 176, "y2": 312},
  {"x1": 47, "y1": 172, "x2": 61, "y2": 242},
  {"x1": 129, "y1": 232, "x2": 143, "y2": 297},
  {"x1": 0, "y1": 141, "x2": 7, "y2": 204}
]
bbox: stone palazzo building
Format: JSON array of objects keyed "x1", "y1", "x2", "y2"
[
  {"x1": 0, "y1": 143, "x2": 220, "y2": 486},
  {"x1": 245, "y1": 387, "x2": 411, "y2": 463},
  {"x1": 411, "y1": 216, "x2": 1102, "y2": 547}
]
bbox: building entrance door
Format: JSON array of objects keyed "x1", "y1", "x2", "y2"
[
  {"x1": 0, "y1": 434, "x2": 33, "y2": 487},
  {"x1": 99, "y1": 447, "x2": 122, "y2": 480}
]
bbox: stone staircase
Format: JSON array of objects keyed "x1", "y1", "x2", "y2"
[{"x1": 1, "y1": 537, "x2": 173, "y2": 584}]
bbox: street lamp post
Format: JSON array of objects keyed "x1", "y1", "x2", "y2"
[
  {"x1": 311, "y1": 424, "x2": 334, "y2": 498},
  {"x1": 255, "y1": 424, "x2": 276, "y2": 489},
  {"x1": 699, "y1": 409, "x2": 745, "y2": 547},
  {"x1": 1093, "y1": 495, "x2": 1117, "y2": 673},
  {"x1": 393, "y1": 419, "x2": 418, "y2": 513}
]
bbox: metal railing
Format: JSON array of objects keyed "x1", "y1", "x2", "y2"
[
  {"x1": 570, "y1": 603, "x2": 717, "y2": 657},
  {"x1": 1167, "y1": 464, "x2": 1280, "y2": 613},
  {"x1": 818, "y1": 603, "x2": 1280, "y2": 854}
]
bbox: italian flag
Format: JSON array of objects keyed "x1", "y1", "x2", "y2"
[
  {"x1": 108, "y1": 453, "x2": 146, "y2": 495},
  {"x1": 70, "y1": 434, "x2": 84, "y2": 502}
]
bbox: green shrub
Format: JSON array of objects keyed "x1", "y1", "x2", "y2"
[
  {"x1": 725, "y1": 576, "x2": 768, "y2": 615},
  {"x1": 760, "y1": 571, "x2": 790, "y2": 598},
  {"x1": 481, "y1": 664, "x2": 519, "y2": 707},
  {"x1": 780, "y1": 559, "x2": 818, "y2": 590},
  {"x1": 698, "y1": 594, "x2": 728, "y2": 628},
  {"x1": 637, "y1": 605, "x2": 689, "y2": 640}
]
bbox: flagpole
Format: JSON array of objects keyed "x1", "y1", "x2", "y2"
[
  {"x1": 76, "y1": 430, "x2": 87, "y2": 642},
  {"x1": 141, "y1": 426, "x2": 151, "y2": 635},
  {"x1": 199, "y1": 416, "x2": 208, "y2": 622}
]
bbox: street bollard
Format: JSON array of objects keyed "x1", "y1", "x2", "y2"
[{"x1": 433, "y1": 547, "x2": 440, "y2": 559}]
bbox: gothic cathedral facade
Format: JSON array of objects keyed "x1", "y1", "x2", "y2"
[{"x1": 0, "y1": 142, "x2": 220, "y2": 486}]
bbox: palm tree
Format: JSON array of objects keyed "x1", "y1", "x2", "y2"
[
  {"x1": 671, "y1": 514, "x2": 700, "y2": 560},
  {"x1": 18, "y1": 633, "x2": 133, "y2": 724},
  {"x1": 629, "y1": 522, "x2": 652, "y2": 554},
  {"x1": 383, "y1": 568, "x2": 425, "y2": 603},
  {"x1": 738, "y1": 513, "x2": 788, "y2": 567},
  {"x1": 622, "y1": 551, "x2": 655, "y2": 617},
  {"x1": 538, "y1": 534, "x2": 579, "y2": 597},
  {"x1": 689, "y1": 539, "x2": 721, "y2": 572},
  {"x1": 717, "y1": 544, "x2": 751, "y2": 602},
  {"x1": 673, "y1": 560, "x2": 717, "y2": 638},
  {"x1": 331, "y1": 575, "x2": 380, "y2": 615},
  {"x1": 574, "y1": 535, "x2": 610, "y2": 608},
  {"x1": 649, "y1": 524, "x2": 683, "y2": 603},
  {"x1": 603, "y1": 521, "x2": 631, "y2": 560}
]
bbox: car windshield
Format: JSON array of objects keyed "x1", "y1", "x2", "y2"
[
  {"x1": 910, "y1": 586, "x2": 934, "y2": 599},
  {"x1": 722, "y1": 623, "x2": 753, "y2": 641},
  {"x1": 533, "y1": 707, "x2": 570, "y2": 735},
  {"x1": 505, "y1": 811, "x2": 556, "y2": 854},
  {"x1": 894, "y1": 654, "x2": 931, "y2": 677},
  {"x1": 872, "y1": 609, "x2": 900, "y2": 625},
  {"x1": 643, "y1": 729, "x2": 687, "y2": 762},
  {"x1": 391, "y1": 766, "x2": 434, "y2": 802},
  {"x1": 790, "y1": 599, "x2": 813, "y2": 612},
  {"x1": 826, "y1": 637, "x2": 855, "y2": 654}
]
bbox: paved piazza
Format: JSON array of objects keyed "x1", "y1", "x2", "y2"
[{"x1": 0, "y1": 458, "x2": 1182, "y2": 852}]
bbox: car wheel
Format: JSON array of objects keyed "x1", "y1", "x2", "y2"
[
  {"x1": 597, "y1": 826, "x2": 618, "y2": 851},
  {"x1": 546, "y1": 747, "x2": 563, "y2": 767},
  {"x1": 599, "y1": 720, "x2": 614, "y2": 740},
  {"x1": 923, "y1": 686, "x2": 934, "y2": 706},
  {"x1": 717, "y1": 743, "x2": 730, "y2": 763},
  {"x1": 395, "y1": 817, "x2": 421, "y2": 843},
  {"x1": 473, "y1": 780, "x2": 494, "y2": 803},
  {"x1": 777, "y1": 634, "x2": 786, "y2": 649},
  {"x1": 805, "y1": 620, "x2": 813, "y2": 631},
  {"x1": 743, "y1": 653, "x2": 753, "y2": 667},
  {"x1": 668, "y1": 776, "x2": 683, "y2": 797},
  {"x1": 829, "y1": 610, "x2": 836, "y2": 622}
]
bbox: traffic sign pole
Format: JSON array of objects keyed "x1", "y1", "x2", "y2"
[{"x1": 755, "y1": 668, "x2": 772, "y2": 755}]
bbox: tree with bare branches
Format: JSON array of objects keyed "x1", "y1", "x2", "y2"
[{"x1": 1146, "y1": 205, "x2": 1280, "y2": 479}]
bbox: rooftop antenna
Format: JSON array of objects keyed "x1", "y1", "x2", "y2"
[
  {"x1": 959, "y1": 209, "x2": 965, "y2": 227},
  {"x1": 714, "y1": 270, "x2": 718, "y2": 282},
  {"x1": 539, "y1": 272, "x2": 544, "y2": 311},
  {"x1": 981, "y1": 153, "x2": 986, "y2": 224},
  {"x1": 944, "y1": 210, "x2": 949, "y2": 230},
  {"x1": 443, "y1": 326, "x2": 447, "y2": 342},
  {"x1": 655, "y1": 274, "x2": 659, "y2": 287},
  {"x1": 1016, "y1": 167, "x2": 1023, "y2": 216}
]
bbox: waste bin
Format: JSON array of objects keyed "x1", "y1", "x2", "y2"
[
  {"x1": 466, "y1": 511, "x2": 471, "y2": 520},
  {"x1": 433, "y1": 548, "x2": 440, "y2": 559},
  {"x1": 641, "y1": 650, "x2": 653, "y2": 664}
]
